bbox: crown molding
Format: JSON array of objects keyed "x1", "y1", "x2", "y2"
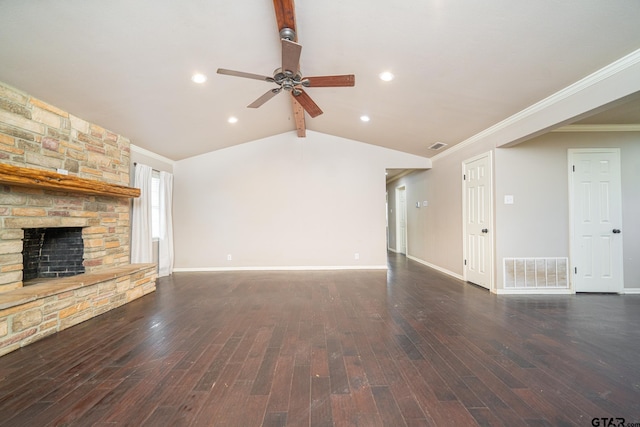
[
  {"x1": 430, "y1": 48, "x2": 640, "y2": 162},
  {"x1": 552, "y1": 124, "x2": 640, "y2": 132},
  {"x1": 130, "y1": 144, "x2": 176, "y2": 166}
]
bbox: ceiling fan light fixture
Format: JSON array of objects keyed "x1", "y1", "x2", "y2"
[
  {"x1": 379, "y1": 71, "x2": 394, "y2": 82},
  {"x1": 227, "y1": 116, "x2": 238, "y2": 124},
  {"x1": 191, "y1": 73, "x2": 207, "y2": 84}
]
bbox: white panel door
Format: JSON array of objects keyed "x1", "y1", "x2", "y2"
[
  {"x1": 570, "y1": 149, "x2": 623, "y2": 293},
  {"x1": 463, "y1": 153, "x2": 493, "y2": 289},
  {"x1": 396, "y1": 186, "x2": 407, "y2": 254}
]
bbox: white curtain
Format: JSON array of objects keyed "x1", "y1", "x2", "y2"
[
  {"x1": 131, "y1": 163, "x2": 153, "y2": 263},
  {"x1": 158, "y1": 171, "x2": 174, "y2": 277}
]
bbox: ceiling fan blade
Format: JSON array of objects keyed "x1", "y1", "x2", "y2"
[
  {"x1": 248, "y1": 89, "x2": 280, "y2": 108},
  {"x1": 282, "y1": 39, "x2": 302, "y2": 75},
  {"x1": 217, "y1": 68, "x2": 273, "y2": 82},
  {"x1": 291, "y1": 96, "x2": 306, "y2": 137},
  {"x1": 292, "y1": 89, "x2": 323, "y2": 118},
  {"x1": 304, "y1": 75, "x2": 356, "y2": 87},
  {"x1": 273, "y1": 0, "x2": 297, "y2": 36}
]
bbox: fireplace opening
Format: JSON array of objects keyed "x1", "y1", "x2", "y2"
[{"x1": 22, "y1": 227, "x2": 85, "y2": 283}]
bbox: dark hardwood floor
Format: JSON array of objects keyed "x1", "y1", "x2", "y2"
[{"x1": 1, "y1": 253, "x2": 639, "y2": 426}]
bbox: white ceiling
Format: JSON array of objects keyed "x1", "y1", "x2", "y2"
[{"x1": 1, "y1": 1, "x2": 639, "y2": 161}]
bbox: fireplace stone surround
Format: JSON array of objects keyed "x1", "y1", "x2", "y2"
[{"x1": 0, "y1": 81, "x2": 157, "y2": 357}]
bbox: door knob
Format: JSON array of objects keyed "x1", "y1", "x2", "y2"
[
  {"x1": 613, "y1": 229, "x2": 621, "y2": 234},
  {"x1": 481, "y1": 228, "x2": 489, "y2": 233}
]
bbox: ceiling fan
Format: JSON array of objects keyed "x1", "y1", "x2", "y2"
[{"x1": 216, "y1": 0, "x2": 355, "y2": 136}]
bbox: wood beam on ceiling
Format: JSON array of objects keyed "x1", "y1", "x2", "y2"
[
  {"x1": 274, "y1": 0, "x2": 305, "y2": 137},
  {"x1": 292, "y1": 96, "x2": 306, "y2": 137},
  {"x1": 273, "y1": 0, "x2": 297, "y2": 37}
]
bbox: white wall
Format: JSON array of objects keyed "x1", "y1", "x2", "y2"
[
  {"x1": 495, "y1": 131, "x2": 640, "y2": 290},
  {"x1": 173, "y1": 131, "x2": 429, "y2": 270}
]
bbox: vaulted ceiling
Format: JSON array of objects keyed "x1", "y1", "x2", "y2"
[{"x1": 1, "y1": 1, "x2": 639, "y2": 161}]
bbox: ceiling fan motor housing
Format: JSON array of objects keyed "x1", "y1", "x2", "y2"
[{"x1": 273, "y1": 68, "x2": 304, "y2": 92}]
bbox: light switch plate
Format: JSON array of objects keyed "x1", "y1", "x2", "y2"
[{"x1": 504, "y1": 195, "x2": 514, "y2": 204}]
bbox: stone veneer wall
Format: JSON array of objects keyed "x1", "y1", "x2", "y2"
[{"x1": 0, "y1": 81, "x2": 133, "y2": 292}]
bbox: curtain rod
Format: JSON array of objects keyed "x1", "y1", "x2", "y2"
[{"x1": 133, "y1": 162, "x2": 160, "y2": 172}]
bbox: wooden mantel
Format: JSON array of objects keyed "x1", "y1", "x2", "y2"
[{"x1": 0, "y1": 163, "x2": 140, "y2": 198}]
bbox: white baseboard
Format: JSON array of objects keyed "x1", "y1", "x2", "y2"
[
  {"x1": 496, "y1": 288, "x2": 574, "y2": 295},
  {"x1": 497, "y1": 288, "x2": 640, "y2": 295},
  {"x1": 173, "y1": 265, "x2": 388, "y2": 272},
  {"x1": 387, "y1": 247, "x2": 398, "y2": 253},
  {"x1": 406, "y1": 255, "x2": 465, "y2": 281}
]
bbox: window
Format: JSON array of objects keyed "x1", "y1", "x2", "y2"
[{"x1": 151, "y1": 171, "x2": 160, "y2": 239}]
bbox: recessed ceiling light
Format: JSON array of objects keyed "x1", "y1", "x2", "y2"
[
  {"x1": 228, "y1": 116, "x2": 238, "y2": 124},
  {"x1": 360, "y1": 115, "x2": 371, "y2": 122},
  {"x1": 379, "y1": 71, "x2": 394, "y2": 82},
  {"x1": 191, "y1": 73, "x2": 207, "y2": 84}
]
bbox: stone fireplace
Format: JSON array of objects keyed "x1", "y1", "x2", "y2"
[
  {"x1": 0, "y1": 80, "x2": 157, "y2": 357},
  {"x1": 0, "y1": 80, "x2": 138, "y2": 290}
]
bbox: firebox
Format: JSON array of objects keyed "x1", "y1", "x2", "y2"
[{"x1": 22, "y1": 227, "x2": 85, "y2": 283}]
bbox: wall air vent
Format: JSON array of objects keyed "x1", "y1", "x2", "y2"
[
  {"x1": 503, "y1": 257, "x2": 569, "y2": 289},
  {"x1": 428, "y1": 142, "x2": 447, "y2": 150}
]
